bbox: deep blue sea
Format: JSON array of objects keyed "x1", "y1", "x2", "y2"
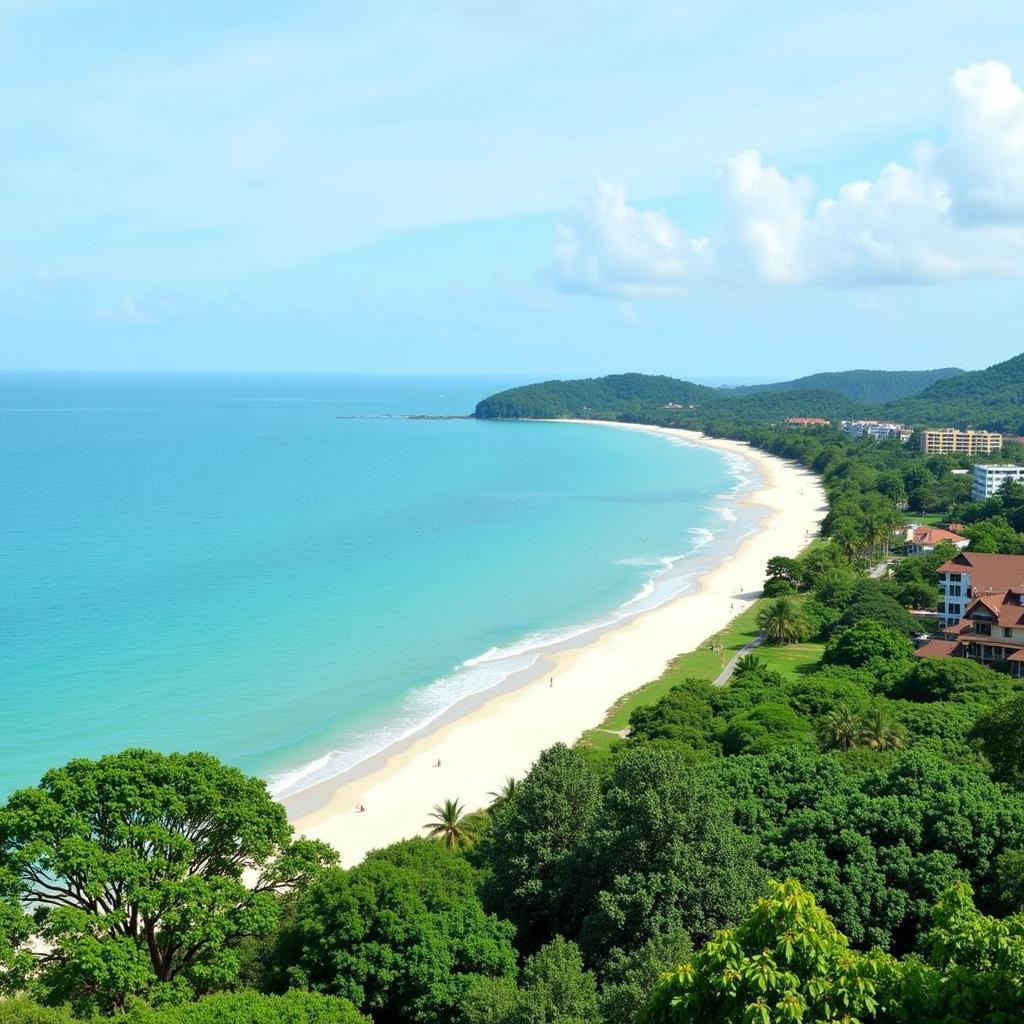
[{"x1": 0, "y1": 373, "x2": 752, "y2": 798}]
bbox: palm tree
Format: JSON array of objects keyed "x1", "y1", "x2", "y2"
[
  {"x1": 487, "y1": 776, "x2": 519, "y2": 811},
  {"x1": 733, "y1": 654, "x2": 766, "y2": 679},
  {"x1": 820, "y1": 705, "x2": 861, "y2": 751},
  {"x1": 423, "y1": 798, "x2": 475, "y2": 850},
  {"x1": 859, "y1": 707, "x2": 905, "y2": 751},
  {"x1": 756, "y1": 596, "x2": 809, "y2": 646}
]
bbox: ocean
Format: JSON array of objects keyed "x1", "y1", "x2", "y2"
[{"x1": 0, "y1": 373, "x2": 756, "y2": 799}]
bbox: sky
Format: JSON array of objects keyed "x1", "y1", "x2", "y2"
[{"x1": 2, "y1": 1, "x2": 1024, "y2": 380}]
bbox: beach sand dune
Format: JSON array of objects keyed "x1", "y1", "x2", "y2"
[{"x1": 285, "y1": 422, "x2": 826, "y2": 866}]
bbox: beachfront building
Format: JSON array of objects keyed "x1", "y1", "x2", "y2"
[
  {"x1": 840, "y1": 419, "x2": 913, "y2": 443},
  {"x1": 919, "y1": 428, "x2": 1004, "y2": 455},
  {"x1": 918, "y1": 552, "x2": 1024, "y2": 674},
  {"x1": 902, "y1": 524, "x2": 970, "y2": 555},
  {"x1": 931, "y1": 551, "x2": 1024, "y2": 627},
  {"x1": 971, "y1": 463, "x2": 1024, "y2": 501},
  {"x1": 785, "y1": 417, "x2": 830, "y2": 428}
]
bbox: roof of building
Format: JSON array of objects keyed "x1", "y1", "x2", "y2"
[
  {"x1": 909, "y1": 526, "x2": 967, "y2": 546},
  {"x1": 963, "y1": 593, "x2": 1024, "y2": 628},
  {"x1": 936, "y1": 552, "x2": 1024, "y2": 593},
  {"x1": 785, "y1": 417, "x2": 830, "y2": 425},
  {"x1": 914, "y1": 638, "x2": 962, "y2": 659}
]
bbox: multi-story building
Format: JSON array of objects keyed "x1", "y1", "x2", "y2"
[
  {"x1": 932, "y1": 552, "x2": 1024, "y2": 627},
  {"x1": 785, "y1": 417, "x2": 830, "y2": 428},
  {"x1": 971, "y1": 464, "x2": 1024, "y2": 501},
  {"x1": 840, "y1": 419, "x2": 913, "y2": 443},
  {"x1": 919, "y1": 428, "x2": 1004, "y2": 455}
]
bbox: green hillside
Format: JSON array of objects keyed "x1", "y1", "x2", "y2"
[
  {"x1": 476, "y1": 356, "x2": 1024, "y2": 431},
  {"x1": 888, "y1": 352, "x2": 1024, "y2": 433},
  {"x1": 475, "y1": 375, "x2": 865, "y2": 424},
  {"x1": 472, "y1": 373, "x2": 719, "y2": 420},
  {"x1": 732, "y1": 366, "x2": 963, "y2": 402}
]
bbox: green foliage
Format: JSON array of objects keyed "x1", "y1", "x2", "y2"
[
  {"x1": 481, "y1": 745, "x2": 601, "y2": 953},
  {"x1": 0, "y1": 749, "x2": 336, "y2": 1016},
  {"x1": 756, "y1": 598, "x2": 809, "y2": 646},
  {"x1": 834, "y1": 583, "x2": 919, "y2": 637},
  {"x1": 598, "y1": 930, "x2": 692, "y2": 1024},
  {"x1": 0, "y1": 991, "x2": 370, "y2": 1024},
  {"x1": 122, "y1": 991, "x2": 370, "y2": 1023},
  {"x1": 972, "y1": 694, "x2": 1024, "y2": 787},
  {"x1": 269, "y1": 838, "x2": 517, "y2": 1024},
  {"x1": 823, "y1": 620, "x2": 915, "y2": 669},
  {"x1": 458, "y1": 938, "x2": 599, "y2": 1024},
  {"x1": 423, "y1": 798, "x2": 477, "y2": 850},
  {"x1": 574, "y1": 747, "x2": 762, "y2": 962},
  {"x1": 720, "y1": 704, "x2": 816, "y2": 756},
  {"x1": 703, "y1": 747, "x2": 1024, "y2": 951},
  {"x1": 0, "y1": 999, "x2": 76, "y2": 1024},
  {"x1": 892, "y1": 658, "x2": 1012, "y2": 703},
  {"x1": 891, "y1": 350, "x2": 1024, "y2": 433},
  {"x1": 640, "y1": 878, "x2": 1024, "y2": 1024},
  {"x1": 628, "y1": 681, "x2": 718, "y2": 753},
  {"x1": 639, "y1": 878, "x2": 896, "y2": 1024}
]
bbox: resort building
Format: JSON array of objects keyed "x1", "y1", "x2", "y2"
[
  {"x1": 919, "y1": 428, "x2": 1004, "y2": 455},
  {"x1": 840, "y1": 419, "x2": 913, "y2": 443},
  {"x1": 917, "y1": 552, "x2": 1024, "y2": 674},
  {"x1": 932, "y1": 552, "x2": 1024, "y2": 627},
  {"x1": 785, "y1": 417, "x2": 830, "y2": 428},
  {"x1": 902, "y1": 524, "x2": 970, "y2": 556},
  {"x1": 971, "y1": 463, "x2": 1024, "y2": 501}
]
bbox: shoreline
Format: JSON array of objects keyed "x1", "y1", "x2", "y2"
[{"x1": 284, "y1": 421, "x2": 827, "y2": 865}]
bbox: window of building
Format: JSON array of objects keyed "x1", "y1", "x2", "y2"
[
  {"x1": 949, "y1": 585, "x2": 962, "y2": 596},
  {"x1": 1005, "y1": 628, "x2": 1014, "y2": 638},
  {"x1": 950, "y1": 573, "x2": 962, "y2": 581},
  {"x1": 976, "y1": 623, "x2": 992, "y2": 636}
]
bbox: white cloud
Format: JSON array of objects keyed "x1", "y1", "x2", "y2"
[
  {"x1": 557, "y1": 60, "x2": 1024, "y2": 294},
  {"x1": 555, "y1": 179, "x2": 712, "y2": 296},
  {"x1": 941, "y1": 60, "x2": 1024, "y2": 223}
]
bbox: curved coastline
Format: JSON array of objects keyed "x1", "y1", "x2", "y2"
[{"x1": 284, "y1": 422, "x2": 827, "y2": 865}]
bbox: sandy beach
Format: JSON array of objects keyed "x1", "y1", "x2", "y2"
[{"x1": 285, "y1": 421, "x2": 827, "y2": 865}]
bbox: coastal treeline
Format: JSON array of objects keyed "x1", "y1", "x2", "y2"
[{"x1": 7, "y1": 375, "x2": 1024, "y2": 1021}]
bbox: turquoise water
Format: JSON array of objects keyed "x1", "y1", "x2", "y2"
[{"x1": 0, "y1": 374, "x2": 749, "y2": 798}]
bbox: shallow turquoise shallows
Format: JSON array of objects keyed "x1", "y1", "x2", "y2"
[{"x1": 0, "y1": 373, "x2": 749, "y2": 798}]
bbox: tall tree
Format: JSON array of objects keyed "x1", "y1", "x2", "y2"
[
  {"x1": 423, "y1": 798, "x2": 476, "y2": 850},
  {"x1": 0, "y1": 749, "x2": 335, "y2": 1015},
  {"x1": 481, "y1": 744, "x2": 601, "y2": 953},
  {"x1": 756, "y1": 596, "x2": 809, "y2": 646}
]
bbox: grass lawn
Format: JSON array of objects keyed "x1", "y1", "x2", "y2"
[
  {"x1": 907, "y1": 513, "x2": 945, "y2": 526},
  {"x1": 577, "y1": 598, "x2": 825, "y2": 757}
]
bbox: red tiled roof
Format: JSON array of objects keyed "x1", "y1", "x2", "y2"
[
  {"x1": 1009, "y1": 649, "x2": 1024, "y2": 662},
  {"x1": 937, "y1": 552, "x2": 1024, "y2": 593},
  {"x1": 786, "y1": 417, "x2": 830, "y2": 425},
  {"x1": 915, "y1": 639, "x2": 962, "y2": 659},
  {"x1": 910, "y1": 526, "x2": 967, "y2": 546}
]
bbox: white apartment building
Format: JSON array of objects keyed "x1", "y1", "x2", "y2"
[
  {"x1": 971, "y1": 464, "x2": 1024, "y2": 501},
  {"x1": 840, "y1": 420, "x2": 913, "y2": 443}
]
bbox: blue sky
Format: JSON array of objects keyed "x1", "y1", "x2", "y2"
[{"x1": 2, "y1": 1, "x2": 1024, "y2": 379}]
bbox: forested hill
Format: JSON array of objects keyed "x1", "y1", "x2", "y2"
[
  {"x1": 887, "y1": 352, "x2": 1024, "y2": 434},
  {"x1": 472, "y1": 374, "x2": 867, "y2": 424},
  {"x1": 729, "y1": 367, "x2": 963, "y2": 403},
  {"x1": 472, "y1": 374, "x2": 719, "y2": 421},
  {"x1": 474, "y1": 355, "x2": 1023, "y2": 430}
]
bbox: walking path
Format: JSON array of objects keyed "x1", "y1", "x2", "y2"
[{"x1": 713, "y1": 634, "x2": 765, "y2": 687}]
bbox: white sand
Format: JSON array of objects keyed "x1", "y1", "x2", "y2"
[{"x1": 285, "y1": 422, "x2": 827, "y2": 865}]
